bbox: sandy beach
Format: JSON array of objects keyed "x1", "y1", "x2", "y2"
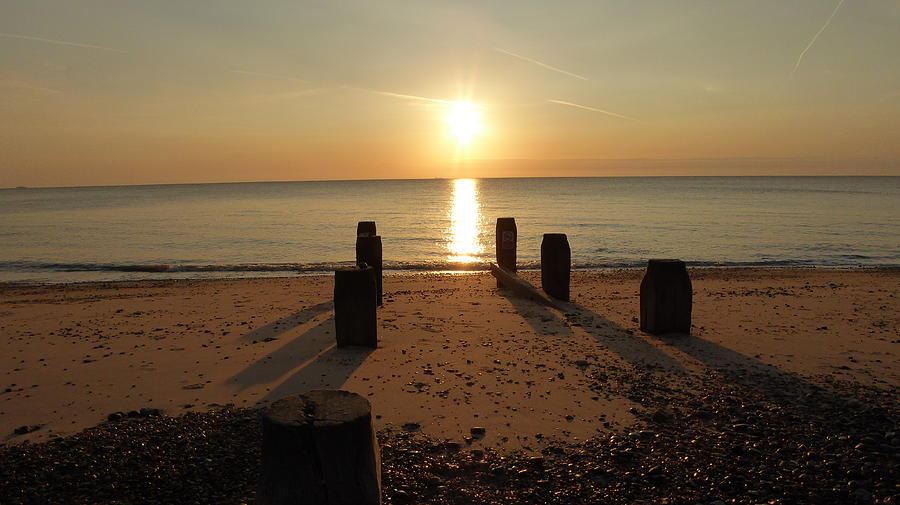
[
  {"x1": 1, "y1": 266, "x2": 898, "y2": 504},
  {"x1": 2, "y1": 267, "x2": 896, "y2": 449}
]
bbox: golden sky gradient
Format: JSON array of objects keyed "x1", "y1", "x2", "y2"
[{"x1": 1, "y1": 1, "x2": 898, "y2": 187}]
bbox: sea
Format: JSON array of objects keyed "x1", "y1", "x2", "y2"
[{"x1": 1, "y1": 176, "x2": 898, "y2": 283}]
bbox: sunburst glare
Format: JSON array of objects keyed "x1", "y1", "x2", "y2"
[{"x1": 446, "y1": 101, "x2": 484, "y2": 147}]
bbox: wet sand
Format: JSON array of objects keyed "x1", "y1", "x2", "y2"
[{"x1": 1, "y1": 268, "x2": 897, "y2": 450}]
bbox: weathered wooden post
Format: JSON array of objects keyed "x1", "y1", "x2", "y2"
[
  {"x1": 495, "y1": 217, "x2": 517, "y2": 288},
  {"x1": 355, "y1": 236, "x2": 383, "y2": 306},
  {"x1": 640, "y1": 259, "x2": 692, "y2": 334},
  {"x1": 258, "y1": 390, "x2": 381, "y2": 505},
  {"x1": 357, "y1": 221, "x2": 377, "y2": 238},
  {"x1": 541, "y1": 233, "x2": 571, "y2": 301},
  {"x1": 334, "y1": 266, "x2": 377, "y2": 347}
]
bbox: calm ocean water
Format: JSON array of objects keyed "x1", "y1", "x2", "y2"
[{"x1": 1, "y1": 177, "x2": 898, "y2": 283}]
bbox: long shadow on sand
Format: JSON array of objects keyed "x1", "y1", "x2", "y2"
[
  {"x1": 658, "y1": 333, "x2": 894, "y2": 415},
  {"x1": 229, "y1": 311, "x2": 374, "y2": 405},
  {"x1": 497, "y1": 280, "x2": 872, "y2": 402},
  {"x1": 570, "y1": 304, "x2": 686, "y2": 372},
  {"x1": 238, "y1": 300, "x2": 333, "y2": 343},
  {"x1": 498, "y1": 286, "x2": 684, "y2": 372},
  {"x1": 498, "y1": 287, "x2": 573, "y2": 337},
  {"x1": 494, "y1": 279, "x2": 895, "y2": 463},
  {"x1": 230, "y1": 315, "x2": 335, "y2": 390},
  {"x1": 262, "y1": 345, "x2": 373, "y2": 403}
]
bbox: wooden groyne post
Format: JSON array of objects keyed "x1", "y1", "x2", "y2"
[
  {"x1": 357, "y1": 221, "x2": 377, "y2": 238},
  {"x1": 541, "y1": 233, "x2": 571, "y2": 301},
  {"x1": 334, "y1": 266, "x2": 377, "y2": 347},
  {"x1": 356, "y1": 236, "x2": 383, "y2": 306},
  {"x1": 495, "y1": 217, "x2": 517, "y2": 288},
  {"x1": 640, "y1": 259, "x2": 692, "y2": 334},
  {"x1": 258, "y1": 390, "x2": 381, "y2": 505}
]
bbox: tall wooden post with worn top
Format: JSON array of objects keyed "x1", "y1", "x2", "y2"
[
  {"x1": 541, "y1": 233, "x2": 571, "y2": 301},
  {"x1": 495, "y1": 217, "x2": 517, "y2": 288}
]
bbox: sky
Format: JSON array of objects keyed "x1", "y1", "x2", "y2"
[{"x1": 1, "y1": 0, "x2": 898, "y2": 187}]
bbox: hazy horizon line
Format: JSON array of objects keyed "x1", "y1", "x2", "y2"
[
  {"x1": 4, "y1": 172, "x2": 899, "y2": 191},
  {"x1": 4, "y1": 156, "x2": 897, "y2": 189}
]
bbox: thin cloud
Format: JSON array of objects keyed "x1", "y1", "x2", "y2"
[
  {"x1": 0, "y1": 32, "x2": 125, "y2": 53},
  {"x1": 494, "y1": 47, "x2": 588, "y2": 81},
  {"x1": 791, "y1": 0, "x2": 845, "y2": 76},
  {"x1": 229, "y1": 70, "x2": 308, "y2": 82},
  {"x1": 251, "y1": 88, "x2": 329, "y2": 102},
  {"x1": 0, "y1": 79, "x2": 62, "y2": 94},
  {"x1": 349, "y1": 86, "x2": 455, "y2": 105},
  {"x1": 548, "y1": 99, "x2": 641, "y2": 123}
]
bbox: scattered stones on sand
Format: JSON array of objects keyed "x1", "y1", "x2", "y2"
[
  {"x1": 1, "y1": 365, "x2": 896, "y2": 505},
  {"x1": 0, "y1": 270, "x2": 897, "y2": 503},
  {"x1": 11, "y1": 425, "x2": 42, "y2": 436},
  {"x1": 401, "y1": 422, "x2": 421, "y2": 432}
]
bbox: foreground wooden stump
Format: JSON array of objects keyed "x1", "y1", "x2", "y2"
[
  {"x1": 355, "y1": 235, "x2": 383, "y2": 306},
  {"x1": 495, "y1": 217, "x2": 517, "y2": 288},
  {"x1": 640, "y1": 259, "x2": 692, "y2": 334},
  {"x1": 541, "y1": 233, "x2": 571, "y2": 301},
  {"x1": 334, "y1": 267, "x2": 377, "y2": 347},
  {"x1": 258, "y1": 390, "x2": 381, "y2": 505}
]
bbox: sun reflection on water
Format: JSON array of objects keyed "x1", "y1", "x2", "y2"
[{"x1": 447, "y1": 179, "x2": 483, "y2": 263}]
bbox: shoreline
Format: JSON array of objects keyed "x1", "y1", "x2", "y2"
[{"x1": 3, "y1": 263, "x2": 900, "y2": 287}]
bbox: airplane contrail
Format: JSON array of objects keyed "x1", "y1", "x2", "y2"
[
  {"x1": 0, "y1": 79, "x2": 62, "y2": 94},
  {"x1": 548, "y1": 99, "x2": 641, "y2": 122},
  {"x1": 251, "y1": 88, "x2": 329, "y2": 102},
  {"x1": 229, "y1": 70, "x2": 308, "y2": 82},
  {"x1": 791, "y1": 0, "x2": 845, "y2": 76},
  {"x1": 494, "y1": 47, "x2": 588, "y2": 81},
  {"x1": 349, "y1": 86, "x2": 455, "y2": 105},
  {"x1": 0, "y1": 32, "x2": 125, "y2": 52}
]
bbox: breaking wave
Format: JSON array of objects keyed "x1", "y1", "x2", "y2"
[{"x1": 1, "y1": 256, "x2": 896, "y2": 278}]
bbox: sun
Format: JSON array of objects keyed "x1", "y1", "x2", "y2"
[{"x1": 446, "y1": 101, "x2": 484, "y2": 146}]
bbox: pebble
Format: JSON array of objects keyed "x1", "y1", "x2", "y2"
[
  {"x1": 651, "y1": 408, "x2": 674, "y2": 423},
  {"x1": 852, "y1": 488, "x2": 873, "y2": 502}
]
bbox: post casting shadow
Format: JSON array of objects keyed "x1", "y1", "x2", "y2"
[
  {"x1": 650, "y1": 331, "x2": 898, "y2": 441},
  {"x1": 262, "y1": 345, "x2": 373, "y2": 403},
  {"x1": 661, "y1": 333, "x2": 865, "y2": 407},
  {"x1": 495, "y1": 276, "x2": 893, "y2": 448},
  {"x1": 569, "y1": 303, "x2": 686, "y2": 373},
  {"x1": 238, "y1": 300, "x2": 333, "y2": 343},
  {"x1": 498, "y1": 287, "x2": 574, "y2": 337},
  {"x1": 497, "y1": 284, "x2": 684, "y2": 372},
  {"x1": 230, "y1": 315, "x2": 335, "y2": 390}
]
